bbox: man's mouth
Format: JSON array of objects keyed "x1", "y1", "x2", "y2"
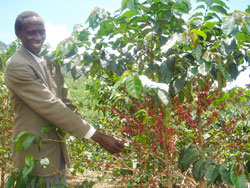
[{"x1": 33, "y1": 43, "x2": 42, "y2": 48}]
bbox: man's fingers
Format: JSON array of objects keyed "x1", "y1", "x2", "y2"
[{"x1": 109, "y1": 140, "x2": 124, "y2": 154}]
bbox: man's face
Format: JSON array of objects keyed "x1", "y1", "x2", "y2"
[{"x1": 16, "y1": 16, "x2": 46, "y2": 56}]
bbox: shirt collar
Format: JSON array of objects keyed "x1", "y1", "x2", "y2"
[{"x1": 24, "y1": 46, "x2": 44, "y2": 63}]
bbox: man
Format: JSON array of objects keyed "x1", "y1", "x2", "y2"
[{"x1": 4, "y1": 11, "x2": 124, "y2": 186}]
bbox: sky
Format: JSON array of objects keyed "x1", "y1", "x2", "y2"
[
  {"x1": 0, "y1": 0, "x2": 249, "y2": 88},
  {"x1": 0, "y1": 0, "x2": 122, "y2": 47}
]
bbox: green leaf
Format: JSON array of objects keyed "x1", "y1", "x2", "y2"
[
  {"x1": 161, "y1": 34, "x2": 179, "y2": 52},
  {"x1": 78, "y1": 180, "x2": 95, "y2": 188},
  {"x1": 15, "y1": 132, "x2": 29, "y2": 151},
  {"x1": 181, "y1": 146, "x2": 200, "y2": 171},
  {"x1": 178, "y1": 147, "x2": 187, "y2": 172},
  {"x1": 193, "y1": 44, "x2": 202, "y2": 60},
  {"x1": 204, "y1": 22, "x2": 216, "y2": 29},
  {"x1": 5, "y1": 175, "x2": 15, "y2": 188},
  {"x1": 205, "y1": 61, "x2": 212, "y2": 72},
  {"x1": 37, "y1": 177, "x2": 46, "y2": 188},
  {"x1": 127, "y1": 0, "x2": 137, "y2": 11},
  {"x1": 195, "y1": 4, "x2": 205, "y2": 10},
  {"x1": 221, "y1": 37, "x2": 237, "y2": 56},
  {"x1": 192, "y1": 159, "x2": 208, "y2": 181},
  {"x1": 217, "y1": 64, "x2": 231, "y2": 81},
  {"x1": 98, "y1": 20, "x2": 115, "y2": 37},
  {"x1": 246, "y1": 161, "x2": 250, "y2": 174},
  {"x1": 183, "y1": 88, "x2": 193, "y2": 102},
  {"x1": 205, "y1": 12, "x2": 221, "y2": 21},
  {"x1": 236, "y1": 33, "x2": 250, "y2": 45},
  {"x1": 191, "y1": 32, "x2": 199, "y2": 48},
  {"x1": 22, "y1": 155, "x2": 36, "y2": 178},
  {"x1": 22, "y1": 165, "x2": 33, "y2": 178},
  {"x1": 172, "y1": 2, "x2": 190, "y2": 14},
  {"x1": 30, "y1": 176, "x2": 39, "y2": 187},
  {"x1": 90, "y1": 62, "x2": 100, "y2": 77},
  {"x1": 204, "y1": 164, "x2": 220, "y2": 185},
  {"x1": 13, "y1": 131, "x2": 28, "y2": 142},
  {"x1": 110, "y1": 70, "x2": 131, "y2": 99},
  {"x1": 198, "y1": 61, "x2": 210, "y2": 76},
  {"x1": 191, "y1": 29, "x2": 207, "y2": 40},
  {"x1": 246, "y1": 5, "x2": 250, "y2": 14},
  {"x1": 173, "y1": 75, "x2": 186, "y2": 93},
  {"x1": 25, "y1": 155, "x2": 35, "y2": 166},
  {"x1": 120, "y1": 169, "x2": 133, "y2": 176},
  {"x1": 217, "y1": 71, "x2": 223, "y2": 89},
  {"x1": 210, "y1": 5, "x2": 228, "y2": 15},
  {"x1": 23, "y1": 134, "x2": 36, "y2": 150},
  {"x1": 158, "y1": 89, "x2": 169, "y2": 105},
  {"x1": 214, "y1": 0, "x2": 229, "y2": 9},
  {"x1": 55, "y1": 41, "x2": 63, "y2": 56},
  {"x1": 229, "y1": 62, "x2": 239, "y2": 80},
  {"x1": 126, "y1": 74, "x2": 142, "y2": 99},
  {"x1": 221, "y1": 16, "x2": 236, "y2": 35},
  {"x1": 197, "y1": 78, "x2": 206, "y2": 90},
  {"x1": 243, "y1": 17, "x2": 250, "y2": 34},
  {"x1": 59, "y1": 173, "x2": 65, "y2": 183},
  {"x1": 190, "y1": 12, "x2": 204, "y2": 20},
  {"x1": 121, "y1": 0, "x2": 127, "y2": 10},
  {"x1": 41, "y1": 125, "x2": 56, "y2": 133},
  {"x1": 114, "y1": 70, "x2": 131, "y2": 90},
  {"x1": 120, "y1": 10, "x2": 137, "y2": 21},
  {"x1": 160, "y1": 0, "x2": 168, "y2": 4},
  {"x1": 160, "y1": 60, "x2": 174, "y2": 83},
  {"x1": 83, "y1": 54, "x2": 93, "y2": 64},
  {"x1": 205, "y1": 0, "x2": 214, "y2": 8},
  {"x1": 191, "y1": 66, "x2": 198, "y2": 74},
  {"x1": 219, "y1": 165, "x2": 234, "y2": 186},
  {"x1": 108, "y1": 61, "x2": 117, "y2": 73},
  {"x1": 71, "y1": 66, "x2": 82, "y2": 80},
  {"x1": 230, "y1": 164, "x2": 247, "y2": 188}
]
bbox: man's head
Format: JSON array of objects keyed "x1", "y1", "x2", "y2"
[{"x1": 15, "y1": 11, "x2": 46, "y2": 56}]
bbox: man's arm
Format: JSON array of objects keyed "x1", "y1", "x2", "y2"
[
  {"x1": 52, "y1": 61, "x2": 124, "y2": 153},
  {"x1": 5, "y1": 61, "x2": 124, "y2": 153}
]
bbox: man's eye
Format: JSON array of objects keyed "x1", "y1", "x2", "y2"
[
  {"x1": 27, "y1": 31, "x2": 35, "y2": 36},
  {"x1": 39, "y1": 30, "x2": 45, "y2": 36},
  {"x1": 26, "y1": 30, "x2": 45, "y2": 36}
]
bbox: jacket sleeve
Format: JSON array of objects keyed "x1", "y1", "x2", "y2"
[
  {"x1": 49, "y1": 59, "x2": 78, "y2": 112},
  {"x1": 5, "y1": 61, "x2": 91, "y2": 140}
]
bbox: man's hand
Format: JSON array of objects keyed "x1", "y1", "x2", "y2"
[{"x1": 91, "y1": 131, "x2": 124, "y2": 154}]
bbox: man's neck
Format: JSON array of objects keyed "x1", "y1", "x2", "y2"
[{"x1": 23, "y1": 46, "x2": 40, "y2": 58}]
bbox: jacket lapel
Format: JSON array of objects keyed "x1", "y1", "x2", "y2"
[
  {"x1": 43, "y1": 60, "x2": 52, "y2": 90},
  {"x1": 19, "y1": 45, "x2": 51, "y2": 89}
]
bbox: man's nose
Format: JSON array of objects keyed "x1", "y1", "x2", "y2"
[{"x1": 34, "y1": 32, "x2": 43, "y2": 40}]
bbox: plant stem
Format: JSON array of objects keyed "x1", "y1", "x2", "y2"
[
  {"x1": 197, "y1": 114, "x2": 203, "y2": 148},
  {"x1": 161, "y1": 122, "x2": 172, "y2": 188},
  {"x1": 1, "y1": 132, "x2": 6, "y2": 187}
]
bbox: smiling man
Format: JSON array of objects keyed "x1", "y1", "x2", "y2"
[{"x1": 4, "y1": 11, "x2": 124, "y2": 187}]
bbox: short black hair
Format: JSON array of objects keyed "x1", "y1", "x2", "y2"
[{"x1": 15, "y1": 11, "x2": 42, "y2": 35}]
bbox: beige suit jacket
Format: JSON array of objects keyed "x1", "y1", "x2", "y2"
[{"x1": 5, "y1": 45, "x2": 91, "y2": 175}]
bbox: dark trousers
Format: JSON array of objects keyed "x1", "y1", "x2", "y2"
[{"x1": 44, "y1": 151, "x2": 66, "y2": 187}]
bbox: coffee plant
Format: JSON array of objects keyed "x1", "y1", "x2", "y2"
[{"x1": 0, "y1": 41, "x2": 19, "y2": 187}]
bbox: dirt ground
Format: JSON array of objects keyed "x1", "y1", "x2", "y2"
[
  {"x1": 1, "y1": 168, "x2": 248, "y2": 187},
  {"x1": 66, "y1": 168, "x2": 198, "y2": 188},
  {"x1": 66, "y1": 169, "x2": 239, "y2": 188},
  {"x1": 66, "y1": 169, "x2": 122, "y2": 188}
]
